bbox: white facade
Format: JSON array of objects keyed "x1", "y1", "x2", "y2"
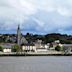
[
  {"x1": 45, "y1": 45, "x2": 49, "y2": 49},
  {"x1": 22, "y1": 46, "x2": 36, "y2": 52},
  {"x1": 36, "y1": 48, "x2": 48, "y2": 52},
  {"x1": 22, "y1": 44, "x2": 48, "y2": 52},
  {"x1": 3, "y1": 48, "x2": 11, "y2": 53},
  {"x1": 54, "y1": 40, "x2": 60, "y2": 43}
]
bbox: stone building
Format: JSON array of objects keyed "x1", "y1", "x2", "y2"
[
  {"x1": 17, "y1": 25, "x2": 28, "y2": 47},
  {"x1": 17, "y1": 25, "x2": 36, "y2": 52},
  {"x1": 34, "y1": 39, "x2": 48, "y2": 52}
]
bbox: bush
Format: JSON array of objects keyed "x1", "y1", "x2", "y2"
[
  {"x1": 55, "y1": 45, "x2": 62, "y2": 51},
  {"x1": 12, "y1": 44, "x2": 20, "y2": 52}
]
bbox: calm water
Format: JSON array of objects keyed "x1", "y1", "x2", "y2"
[{"x1": 0, "y1": 56, "x2": 72, "y2": 72}]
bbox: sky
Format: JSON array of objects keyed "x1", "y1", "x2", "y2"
[{"x1": 0, "y1": 0, "x2": 72, "y2": 35}]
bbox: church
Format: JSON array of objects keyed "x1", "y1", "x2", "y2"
[
  {"x1": 17, "y1": 25, "x2": 36, "y2": 52},
  {"x1": 17, "y1": 25, "x2": 28, "y2": 46}
]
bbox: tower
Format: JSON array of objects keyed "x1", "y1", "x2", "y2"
[
  {"x1": 17, "y1": 24, "x2": 21, "y2": 46},
  {"x1": 17, "y1": 24, "x2": 28, "y2": 47}
]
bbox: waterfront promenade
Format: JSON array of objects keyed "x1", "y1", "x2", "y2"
[{"x1": 0, "y1": 51, "x2": 72, "y2": 56}]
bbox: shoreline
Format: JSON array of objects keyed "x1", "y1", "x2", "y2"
[{"x1": 0, "y1": 53, "x2": 72, "y2": 56}]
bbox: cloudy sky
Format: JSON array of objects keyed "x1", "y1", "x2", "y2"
[{"x1": 0, "y1": 0, "x2": 72, "y2": 34}]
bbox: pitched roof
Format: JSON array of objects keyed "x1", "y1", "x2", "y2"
[{"x1": 21, "y1": 37, "x2": 28, "y2": 44}]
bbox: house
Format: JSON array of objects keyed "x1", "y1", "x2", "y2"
[
  {"x1": 3, "y1": 48, "x2": 11, "y2": 53},
  {"x1": 21, "y1": 43, "x2": 36, "y2": 52},
  {"x1": 34, "y1": 39, "x2": 48, "y2": 52},
  {"x1": 0, "y1": 43, "x2": 15, "y2": 53},
  {"x1": 45, "y1": 43, "x2": 50, "y2": 49},
  {"x1": 35, "y1": 39, "x2": 43, "y2": 48},
  {"x1": 50, "y1": 40, "x2": 63, "y2": 50},
  {"x1": 62, "y1": 44, "x2": 72, "y2": 54}
]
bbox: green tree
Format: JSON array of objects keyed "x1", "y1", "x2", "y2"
[
  {"x1": 55, "y1": 45, "x2": 63, "y2": 51},
  {"x1": 12, "y1": 44, "x2": 20, "y2": 52},
  {"x1": 0, "y1": 46, "x2": 3, "y2": 52}
]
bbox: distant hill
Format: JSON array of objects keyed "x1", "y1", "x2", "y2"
[
  {"x1": 44, "y1": 33, "x2": 72, "y2": 44},
  {"x1": 0, "y1": 33, "x2": 72, "y2": 44}
]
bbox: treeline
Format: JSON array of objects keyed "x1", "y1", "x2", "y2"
[
  {"x1": 0, "y1": 33, "x2": 72, "y2": 44},
  {"x1": 25, "y1": 33, "x2": 72, "y2": 44}
]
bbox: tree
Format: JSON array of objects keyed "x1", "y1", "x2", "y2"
[
  {"x1": 55, "y1": 45, "x2": 63, "y2": 51},
  {"x1": 0, "y1": 46, "x2": 3, "y2": 52},
  {"x1": 12, "y1": 44, "x2": 20, "y2": 52}
]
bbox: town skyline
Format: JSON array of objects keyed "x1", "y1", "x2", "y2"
[{"x1": 0, "y1": 1, "x2": 72, "y2": 72}]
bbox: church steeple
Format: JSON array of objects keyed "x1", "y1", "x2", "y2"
[
  {"x1": 17, "y1": 24, "x2": 21, "y2": 46},
  {"x1": 17, "y1": 24, "x2": 28, "y2": 47},
  {"x1": 18, "y1": 24, "x2": 20, "y2": 30}
]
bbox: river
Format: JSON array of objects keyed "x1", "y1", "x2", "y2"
[{"x1": 0, "y1": 56, "x2": 72, "y2": 72}]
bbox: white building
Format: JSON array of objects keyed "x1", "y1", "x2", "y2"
[
  {"x1": 3, "y1": 48, "x2": 11, "y2": 53},
  {"x1": 21, "y1": 44, "x2": 36, "y2": 52},
  {"x1": 0, "y1": 43, "x2": 15, "y2": 53},
  {"x1": 36, "y1": 48, "x2": 48, "y2": 52}
]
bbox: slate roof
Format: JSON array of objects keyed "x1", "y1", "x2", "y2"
[
  {"x1": 0, "y1": 43, "x2": 15, "y2": 49},
  {"x1": 63, "y1": 44, "x2": 72, "y2": 47},
  {"x1": 21, "y1": 37, "x2": 28, "y2": 44}
]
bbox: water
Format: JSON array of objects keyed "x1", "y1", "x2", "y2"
[{"x1": 0, "y1": 56, "x2": 72, "y2": 72}]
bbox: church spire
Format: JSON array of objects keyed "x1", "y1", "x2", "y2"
[
  {"x1": 18, "y1": 24, "x2": 20, "y2": 30},
  {"x1": 17, "y1": 24, "x2": 21, "y2": 46}
]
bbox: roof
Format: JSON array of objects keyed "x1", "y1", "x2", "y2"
[
  {"x1": 63, "y1": 44, "x2": 72, "y2": 48},
  {"x1": 0, "y1": 43, "x2": 15, "y2": 49},
  {"x1": 21, "y1": 37, "x2": 28, "y2": 44},
  {"x1": 21, "y1": 43, "x2": 35, "y2": 46},
  {"x1": 63, "y1": 44, "x2": 72, "y2": 47}
]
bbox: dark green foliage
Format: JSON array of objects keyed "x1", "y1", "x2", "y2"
[
  {"x1": 12, "y1": 44, "x2": 20, "y2": 52},
  {"x1": 55, "y1": 45, "x2": 62, "y2": 51},
  {"x1": 0, "y1": 46, "x2": 3, "y2": 52}
]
